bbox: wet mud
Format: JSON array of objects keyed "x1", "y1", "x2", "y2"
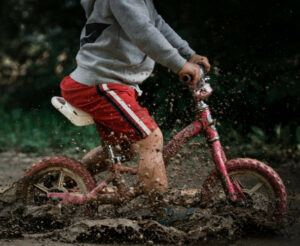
[
  {"x1": 0, "y1": 190, "x2": 284, "y2": 245},
  {"x1": 0, "y1": 149, "x2": 299, "y2": 245}
]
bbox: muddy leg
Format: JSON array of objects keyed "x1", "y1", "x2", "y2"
[
  {"x1": 82, "y1": 142, "x2": 134, "y2": 176},
  {"x1": 133, "y1": 128, "x2": 168, "y2": 194},
  {"x1": 81, "y1": 146, "x2": 110, "y2": 175}
]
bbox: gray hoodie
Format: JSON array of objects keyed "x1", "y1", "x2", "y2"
[{"x1": 71, "y1": 0, "x2": 195, "y2": 86}]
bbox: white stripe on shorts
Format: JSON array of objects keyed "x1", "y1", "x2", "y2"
[{"x1": 101, "y1": 84, "x2": 152, "y2": 136}]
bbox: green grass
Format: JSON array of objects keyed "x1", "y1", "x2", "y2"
[{"x1": 0, "y1": 107, "x2": 100, "y2": 154}]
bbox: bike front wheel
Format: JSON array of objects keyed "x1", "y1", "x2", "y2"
[{"x1": 201, "y1": 158, "x2": 287, "y2": 221}]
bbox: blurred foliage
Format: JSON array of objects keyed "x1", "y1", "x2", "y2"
[
  {"x1": 0, "y1": 0, "x2": 299, "y2": 150},
  {"x1": 0, "y1": 106, "x2": 298, "y2": 162},
  {"x1": 220, "y1": 124, "x2": 300, "y2": 163},
  {"x1": 0, "y1": 107, "x2": 99, "y2": 154}
]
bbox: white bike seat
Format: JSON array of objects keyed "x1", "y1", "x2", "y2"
[{"x1": 51, "y1": 97, "x2": 94, "y2": 126}]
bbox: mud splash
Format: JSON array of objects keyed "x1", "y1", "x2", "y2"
[
  {"x1": 0, "y1": 151, "x2": 298, "y2": 245},
  {"x1": 0, "y1": 184, "x2": 285, "y2": 244}
]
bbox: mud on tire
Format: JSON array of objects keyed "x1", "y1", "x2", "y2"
[
  {"x1": 201, "y1": 158, "x2": 287, "y2": 220},
  {"x1": 17, "y1": 156, "x2": 96, "y2": 205}
]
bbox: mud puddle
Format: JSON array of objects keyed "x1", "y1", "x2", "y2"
[
  {"x1": 0, "y1": 184, "x2": 289, "y2": 245},
  {"x1": 0, "y1": 150, "x2": 299, "y2": 245}
]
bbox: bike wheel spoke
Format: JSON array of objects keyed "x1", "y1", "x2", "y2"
[
  {"x1": 34, "y1": 184, "x2": 49, "y2": 194},
  {"x1": 247, "y1": 182, "x2": 264, "y2": 196},
  {"x1": 57, "y1": 171, "x2": 65, "y2": 189},
  {"x1": 231, "y1": 176, "x2": 245, "y2": 191}
]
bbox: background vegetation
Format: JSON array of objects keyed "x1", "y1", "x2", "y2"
[{"x1": 0, "y1": 0, "x2": 299, "y2": 161}]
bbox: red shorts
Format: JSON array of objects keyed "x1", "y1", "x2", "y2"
[{"x1": 60, "y1": 76, "x2": 158, "y2": 144}]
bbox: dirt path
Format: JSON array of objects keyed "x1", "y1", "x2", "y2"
[
  {"x1": 0, "y1": 151, "x2": 40, "y2": 186},
  {"x1": 0, "y1": 150, "x2": 299, "y2": 245}
]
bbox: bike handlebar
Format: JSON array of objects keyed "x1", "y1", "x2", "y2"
[
  {"x1": 180, "y1": 65, "x2": 213, "y2": 102},
  {"x1": 180, "y1": 65, "x2": 206, "y2": 84}
]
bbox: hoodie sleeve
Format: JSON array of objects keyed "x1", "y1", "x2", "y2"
[
  {"x1": 81, "y1": 0, "x2": 96, "y2": 18},
  {"x1": 109, "y1": 0, "x2": 186, "y2": 73},
  {"x1": 154, "y1": 12, "x2": 196, "y2": 60}
]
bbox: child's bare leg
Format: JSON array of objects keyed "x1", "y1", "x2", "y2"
[
  {"x1": 81, "y1": 146, "x2": 109, "y2": 175},
  {"x1": 133, "y1": 128, "x2": 168, "y2": 193},
  {"x1": 82, "y1": 142, "x2": 133, "y2": 175}
]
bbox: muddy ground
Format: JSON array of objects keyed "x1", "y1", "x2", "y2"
[{"x1": 0, "y1": 145, "x2": 299, "y2": 245}]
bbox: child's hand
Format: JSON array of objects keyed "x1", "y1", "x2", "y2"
[
  {"x1": 189, "y1": 54, "x2": 211, "y2": 73},
  {"x1": 178, "y1": 62, "x2": 201, "y2": 87}
]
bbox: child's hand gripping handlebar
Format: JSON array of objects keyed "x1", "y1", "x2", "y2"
[
  {"x1": 180, "y1": 65, "x2": 205, "y2": 84},
  {"x1": 180, "y1": 65, "x2": 213, "y2": 101}
]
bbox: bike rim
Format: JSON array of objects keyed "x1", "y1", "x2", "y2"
[
  {"x1": 210, "y1": 170, "x2": 276, "y2": 215},
  {"x1": 26, "y1": 167, "x2": 89, "y2": 205},
  {"x1": 230, "y1": 170, "x2": 276, "y2": 213}
]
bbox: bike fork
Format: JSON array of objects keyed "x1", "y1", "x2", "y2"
[
  {"x1": 210, "y1": 141, "x2": 238, "y2": 202},
  {"x1": 199, "y1": 102, "x2": 240, "y2": 202}
]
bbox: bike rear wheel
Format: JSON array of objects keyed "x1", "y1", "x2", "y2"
[
  {"x1": 201, "y1": 158, "x2": 287, "y2": 221},
  {"x1": 17, "y1": 156, "x2": 96, "y2": 205}
]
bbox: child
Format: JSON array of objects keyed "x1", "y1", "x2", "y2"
[{"x1": 61, "y1": 0, "x2": 210, "y2": 193}]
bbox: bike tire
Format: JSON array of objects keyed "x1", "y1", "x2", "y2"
[
  {"x1": 201, "y1": 158, "x2": 287, "y2": 219},
  {"x1": 17, "y1": 156, "x2": 96, "y2": 204}
]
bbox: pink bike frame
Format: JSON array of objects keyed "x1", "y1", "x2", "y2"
[
  {"x1": 163, "y1": 100, "x2": 238, "y2": 202},
  {"x1": 48, "y1": 69, "x2": 242, "y2": 204},
  {"x1": 48, "y1": 102, "x2": 240, "y2": 205}
]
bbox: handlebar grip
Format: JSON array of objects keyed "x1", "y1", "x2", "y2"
[{"x1": 180, "y1": 65, "x2": 206, "y2": 84}]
